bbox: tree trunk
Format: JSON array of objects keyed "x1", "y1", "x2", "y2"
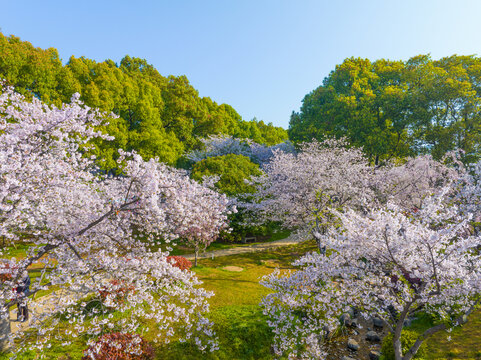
[
  {"x1": 194, "y1": 248, "x2": 198, "y2": 267},
  {"x1": 0, "y1": 306, "x2": 11, "y2": 351},
  {"x1": 393, "y1": 300, "x2": 415, "y2": 360},
  {"x1": 394, "y1": 335, "x2": 403, "y2": 360}
]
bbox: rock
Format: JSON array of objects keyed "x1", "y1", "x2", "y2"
[
  {"x1": 222, "y1": 266, "x2": 243, "y2": 272},
  {"x1": 347, "y1": 307, "x2": 356, "y2": 318},
  {"x1": 347, "y1": 338, "x2": 360, "y2": 351},
  {"x1": 369, "y1": 350, "x2": 381, "y2": 360},
  {"x1": 366, "y1": 331, "x2": 381, "y2": 342},
  {"x1": 340, "y1": 312, "x2": 351, "y2": 325},
  {"x1": 350, "y1": 318, "x2": 358, "y2": 328},
  {"x1": 372, "y1": 317, "x2": 384, "y2": 328}
]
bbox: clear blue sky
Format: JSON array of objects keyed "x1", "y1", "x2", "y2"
[{"x1": 1, "y1": 0, "x2": 481, "y2": 129}]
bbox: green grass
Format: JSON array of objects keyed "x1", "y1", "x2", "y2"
[
  {"x1": 155, "y1": 240, "x2": 316, "y2": 360},
  {"x1": 159, "y1": 306, "x2": 274, "y2": 360},
  {"x1": 421, "y1": 310, "x2": 481, "y2": 359}
]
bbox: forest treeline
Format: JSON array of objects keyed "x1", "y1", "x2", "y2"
[
  {"x1": 3, "y1": 32, "x2": 481, "y2": 169},
  {"x1": 290, "y1": 55, "x2": 481, "y2": 164},
  {"x1": 0, "y1": 33, "x2": 287, "y2": 168}
]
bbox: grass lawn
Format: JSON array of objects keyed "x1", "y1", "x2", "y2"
[
  {"x1": 421, "y1": 311, "x2": 481, "y2": 360},
  {"x1": 157, "y1": 240, "x2": 318, "y2": 360}
]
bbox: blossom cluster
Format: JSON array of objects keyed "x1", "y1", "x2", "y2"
[
  {"x1": 0, "y1": 84, "x2": 229, "y2": 355},
  {"x1": 256, "y1": 138, "x2": 481, "y2": 359},
  {"x1": 186, "y1": 134, "x2": 295, "y2": 166}
]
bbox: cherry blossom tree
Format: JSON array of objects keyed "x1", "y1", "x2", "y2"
[
  {"x1": 165, "y1": 172, "x2": 233, "y2": 266},
  {"x1": 373, "y1": 154, "x2": 463, "y2": 210},
  {"x1": 0, "y1": 84, "x2": 230, "y2": 356},
  {"x1": 186, "y1": 134, "x2": 295, "y2": 166},
  {"x1": 261, "y1": 189, "x2": 481, "y2": 360},
  {"x1": 247, "y1": 138, "x2": 375, "y2": 251}
]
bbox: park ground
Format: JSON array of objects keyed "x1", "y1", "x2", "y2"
[{"x1": 2, "y1": 239, "x2": 481, "y2": 359}]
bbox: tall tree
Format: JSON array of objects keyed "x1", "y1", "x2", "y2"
[
  {"x1": 0, "y1": 32, "x2": 288, "y2": 170},
  {"x1": 290, "y1": 55, "x2": 481, "y2": 164},
  {"x1": 0, "y1": 85, "x2": 230, "y2": 354}
]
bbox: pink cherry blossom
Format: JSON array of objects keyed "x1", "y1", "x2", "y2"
[{"x1": 0, "y1": 84, "x2": 230, "y2": 355}]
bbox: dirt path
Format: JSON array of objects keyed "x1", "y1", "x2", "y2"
[
  {"x1": 7, "y1": 288, "x2": 85, "y2": 335},
  {"x1": 184, "y1": 233, "x2": 305, "y2": 261}
]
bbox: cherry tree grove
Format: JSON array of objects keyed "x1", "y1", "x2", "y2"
[
  {"x1": 186, "y1": 134, "x2": 295, "y2": 166},
  {"x1": 247, "y1": 139, "x2": 462, "y2": 252},
  {"x1": 261, "y1": 189, "x2": 481, "y2": 359},
  {"x1": 0, "y1": 84, "x2": 231, "y2": 356},
  {"x1": 247, "y1": 139, "x2": 376, "y2": 251},
  {"x1": 255, "y1": 140, "x2": 480, "y2": 359}
]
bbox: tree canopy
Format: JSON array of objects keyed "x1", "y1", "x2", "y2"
[
  {"x1": 289, "y1": 55, "x2": 481, "y2": 164},
  {"x1": 0, "y1": 84, "x2": 231, "y2": 354},
  {"x1": 191, "y1": 154, "x2": 262, "y2": 196},
  {"x1": 0, "y1": 33, "x2": 287, "y2": 169}
]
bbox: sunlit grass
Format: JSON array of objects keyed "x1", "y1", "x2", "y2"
[{"x1": 422, "y1": 309, "x2": 481, "y2": 360}]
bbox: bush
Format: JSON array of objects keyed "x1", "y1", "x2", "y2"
[
  {"x1": 0, "y1": 262, "x2": 15, "y2": 282},
  {"x1": 166, "y1": 255, "x2": 192, "y2": 270},
  {"x1": 381, "y1": 329, "x2": 427, "y2": 359},
  {"x1": 82, "y1": 332, "x2": 154, "y2": 360},
  {"x1": 98, "y1": 279, "x2": 136, "y2": 306}
]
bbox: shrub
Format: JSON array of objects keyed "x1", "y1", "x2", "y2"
[
  {"x1": 98, "y1": 279, "x2": 136, "y2": 305},
  {"x1": 0, "y1": 263, "x2": 14, "y2": 282},
  {"x1": 381, "y1": 329, "x2": 427, "y2": 359},
  {"x1": 82, "y1": 332, "x2": 154, "y2": 360},
  {"x1": 166, "y1": 256, "x2": 192, "y2": 270}
]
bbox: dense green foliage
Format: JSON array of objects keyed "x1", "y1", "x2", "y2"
[
  {"x1": 0, "y1": 33, "x2": 287, "y2": 168},
  {"x1": 191, "y1": 154, "x2": 262, "y2": 196},
  {"x1": 190, "y1": 153, "x2": 280, "y2": 243},
  {"x1": 290, "y1": 55, "x2": 481, "y2": 164}
]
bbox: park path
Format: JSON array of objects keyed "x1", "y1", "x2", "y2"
[
  {"x1": 8, "y1": 288, "x2": 86, "y2": 335},
  {"x1": 184, "y1": 232, "x2": 305, "y2": 261}
]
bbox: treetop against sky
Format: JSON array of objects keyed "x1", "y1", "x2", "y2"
[{"x1": 1, "y1": 0, "x2": 481, "y2": 128}]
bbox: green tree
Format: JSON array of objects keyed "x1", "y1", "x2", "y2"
[
  {"x1": 289, "y1": 55, "x2": 481, "y2": 163},
  {"x1": 0, "y1": 32, "x2": 288, "y2": 170},
  {"x1": 191, "y1": 154, "x2": 261, "y2": 196}
]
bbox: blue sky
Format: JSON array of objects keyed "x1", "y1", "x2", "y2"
[{"x1": 1, "y1": 0, "x2": 481, "y2": 129}]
